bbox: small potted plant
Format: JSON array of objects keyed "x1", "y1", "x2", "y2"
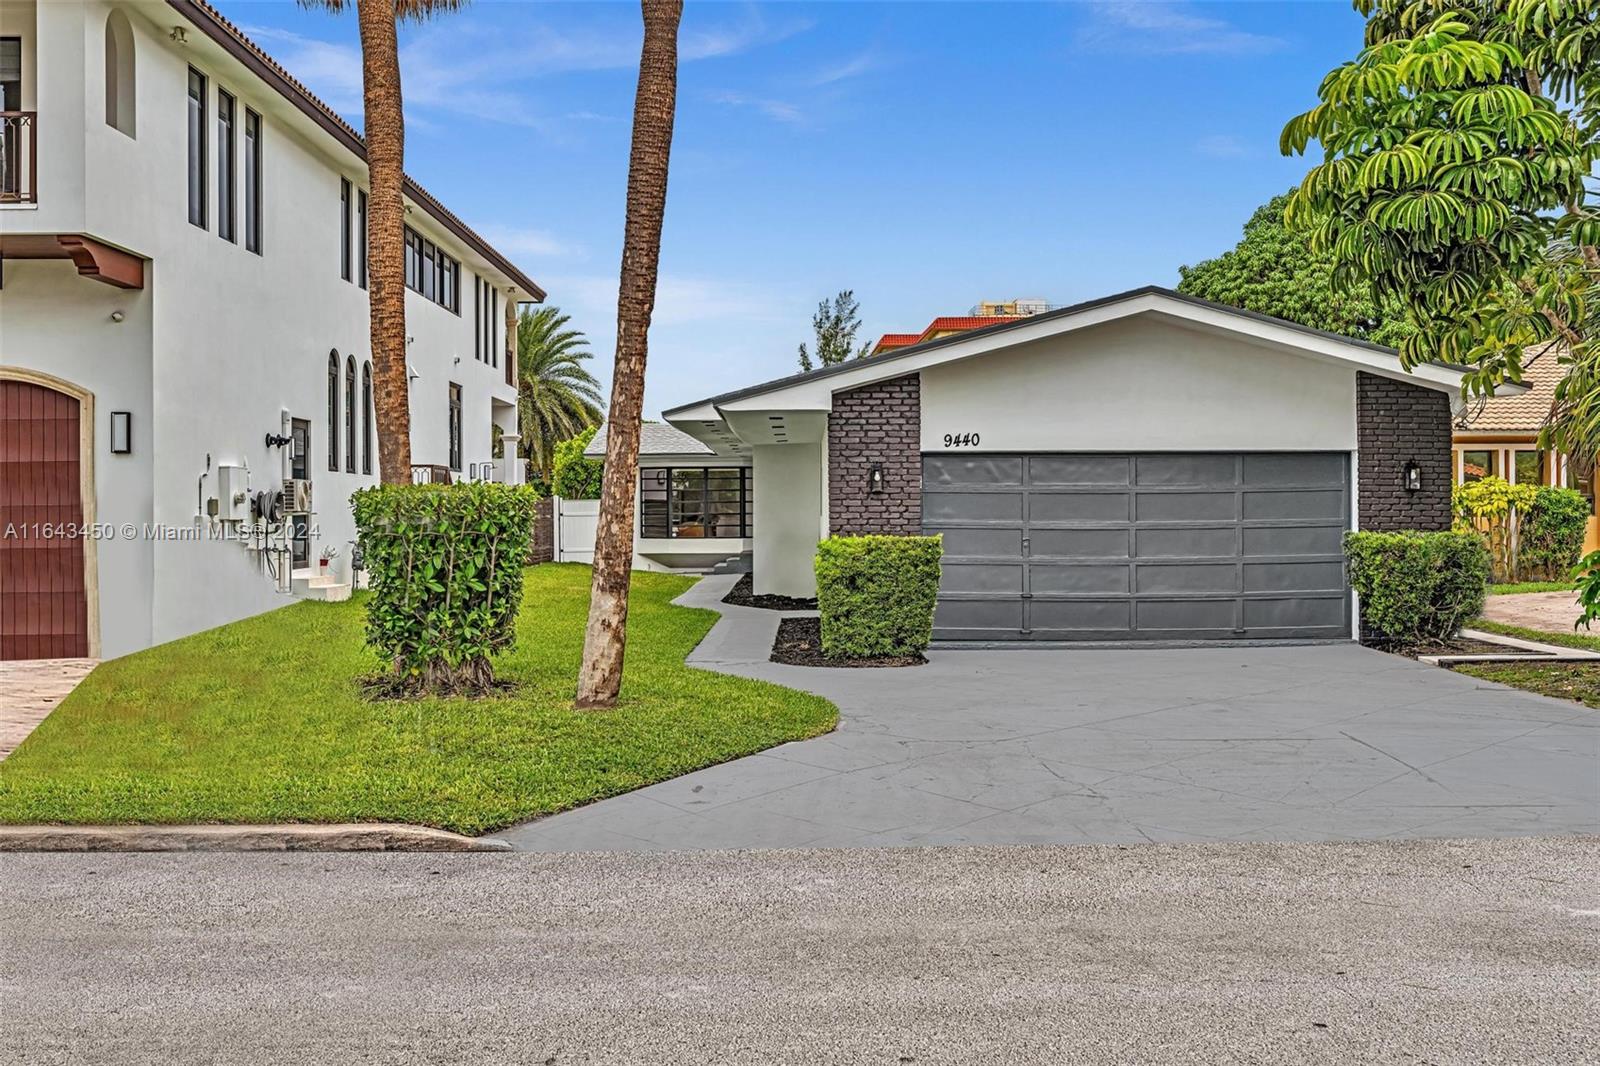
[{"x1": 319, "y1": 545, "x2": 339, "y2": 579}]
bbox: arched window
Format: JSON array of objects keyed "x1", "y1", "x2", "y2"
[
  {"x1": 345, "y1": 356, "x2": 356, "y2": 473},
  {"x1": 104, "y1": 11, "x2": 136, "y2": 137},
  {"x1": 327, "y1": 351, "x2": 339, "y2": 472},
  {"x1": 362, "y1": 362, "x2": 374, "y2": 476}
]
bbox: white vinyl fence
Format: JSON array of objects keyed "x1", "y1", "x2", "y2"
[{"x1": 553, "y1": 497, "x2": 599, "y2": 564}]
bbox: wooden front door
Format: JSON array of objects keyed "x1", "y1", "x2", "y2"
[{"x1": 0, "y1": 380, "x2": 89, "y2": 660}]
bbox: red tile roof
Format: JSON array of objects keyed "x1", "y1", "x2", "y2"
[
  {"x1": 921, "y1": 316, "x2": 1021, "y2": 334},
  {"x1": 872, "y1": 333, "x2": 922, "y2": 351}
]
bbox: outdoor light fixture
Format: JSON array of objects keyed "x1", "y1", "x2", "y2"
[
  {"x1": 868, "y1": 462, "x2": 885, "y2": 494},
  {"x1": 110, "y1": 411, "x2": 131, "y2": 454},
  {"x1": 1403, "y1": 460, "x2": 1422, "y2": 493}
]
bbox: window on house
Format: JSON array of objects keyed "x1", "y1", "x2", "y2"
[
  {"x1": 339, "y1": 178, "x2": 351, "y2": 281},
  {"x1": 362, "y1": 362, "x2": 373, "y2": 475},
  {"x1": 187, "y1": 68, "x2": 207, "y2": 228},
  {"x1": 404, "y1": 229, "x2": 418, "y2": 289},
  {"x1": 639, "y1": 468, "x2": 754, "y2": 539},
  {"x1": 490, "y1": 288, "x2": 499, "y2": 367},
  {"x1": 422, "y1": 239, "x2": 436, "y2": 301},
  {"x1": 447, "y1": 383, "x2": 463, "y2": 472},
  {"x1": 1514, "y1": 449, "x2": 1545, "y2": 486},
  {"x1": 357, "y1": 189, "x2": 367, "y2": 288},
  {"x1": 399, "y1": 225, "x2": 460, "y2": 311},
  {"x1": 1460, "y1": 450, "x2": 1497, "y2": 483},
  {"x1": 345, "y1": 356, "x2": 356, "y2": 473},
  {"x1": 216, "y1": 89, "x2": 235, "y2": 242},
  {"x1": 327, "y1": 351, "x2": 340, "y2": 472},
  {"x1": 291, "y1": 418, "x2": 310, "y2": 565},
  {"x1": 473, "y1": 277, "x2": 481, "y2": 360},
  {"x1": 104, "y1": 10, "x2": 136, "y2": 137},
  {"x1": 243, "y1": 108, "x2": 261, "y2": 254}
]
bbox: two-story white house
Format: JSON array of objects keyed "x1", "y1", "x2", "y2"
[{"x1": 0, "y1": 0, "x2": 543, "y2": 661}]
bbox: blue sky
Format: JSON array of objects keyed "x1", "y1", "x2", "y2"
[{"x1": 215, "y1": 0, "x2": 1367, "y2": 416}]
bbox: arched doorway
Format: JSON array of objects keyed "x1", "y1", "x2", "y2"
[{"x1": 0, "y1": 372, "x2": 95, "y2": 659}]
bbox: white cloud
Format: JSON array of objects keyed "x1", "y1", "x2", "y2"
[
  {"x1": 807, "y1": 50, "x2": 880, "y2": 87},
  {"x1": 1076, "y1": 2, "x2": 1288, "y2": 55},
  {"x1": 708, "y1": 90, "x2": 807, "y2": 126},
  {"x1": 1196, "y1": 134, "x2": 1251, "y2": 158},
  {"x1": 478, "y1": 227, "x2": 579, "y2": 260}
]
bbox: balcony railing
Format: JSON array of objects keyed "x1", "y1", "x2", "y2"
[
  {"x1": 411, "y1": 463, "x2": 453, "y2": 485},
  {"x1": 0, "y1": 112, "x2": 37, "y2": 204}
]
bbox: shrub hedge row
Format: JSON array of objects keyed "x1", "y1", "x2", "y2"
[{"x1": 1344, "y1": 530, "x2": 1490, "y2": 646}]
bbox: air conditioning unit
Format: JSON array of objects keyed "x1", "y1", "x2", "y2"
[{"x1": 282, "y1": 478, "x2": 313, "y2": 514}]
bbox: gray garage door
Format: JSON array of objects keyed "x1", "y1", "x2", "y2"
[{"x1": 923, "y1": 453, "x2": 1350, "y2": 642}]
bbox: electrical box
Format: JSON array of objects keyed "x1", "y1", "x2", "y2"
[{"x1": 215, "y1": 463, "x2": 249, "y2": 523}]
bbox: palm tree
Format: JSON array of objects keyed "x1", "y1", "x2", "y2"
[
  {"x1": 517, "y1": 307, "x2": 604, "y2": 482},
  {"x1": 576, "y1": 0, "x2": 682, "y2": 709},
  {"x1": 300, "y1": 0, "x2": 464, "y2": 484}
]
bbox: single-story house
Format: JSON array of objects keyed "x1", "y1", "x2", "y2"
[
  {"x1": 603, "y1": 286, "x2": 1514, "y2": 644},
  {"x1": 1452, "y1": 350, "x2": 1600, "y2": 551}
]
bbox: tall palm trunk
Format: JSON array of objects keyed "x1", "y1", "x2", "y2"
[
  {"x1": 357, "y1": 0, "x2": 412, "y2": 483},
  {"x1": 576, "y1": 0, "x2": 682, "y2": 709}
]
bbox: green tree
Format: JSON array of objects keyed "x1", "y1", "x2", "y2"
[
  {"x1": 516, "y1": 306, "x2": 604, "y2": 483},
  {"x1": 798, "y1": 290, "x2": 868, "y2": 371},
  {"x1": 551, "y1": 426, "x2": 604, "y2": 499},
  {"x1": 1178, "y1": 193, "x2": 1413, "y2": 347},
  {"x1": 1279, "y1": 0, "x2": 1597, "y2": 434}
]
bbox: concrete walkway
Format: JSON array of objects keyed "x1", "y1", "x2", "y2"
[
  {"x1": 1482, "y1": 589, "x2": 1587, "y2": 632},
  {"x1": 0, "y1": 659, "x2": 96, "y2": 760},
  {"x1": 496, "y1": 577, "x2": 1599, "y2": 851}
]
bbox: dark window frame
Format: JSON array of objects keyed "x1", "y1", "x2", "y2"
[
  {"x1": 243, "y1": 108, "x2": 262, "y2": 254},
  {"x1": 186, "y1": 67, "x2": 207, "y2": 228},
  {"x1": 290, "y1": 417, "x2": 311, "y2": 565},
  {"x1": 639, "y1": 467, "x2": 753, "y2": 539},
  {"x1": 344, "y1": 355, "x2": 356, "y2": 474},
  {"x1": 361, "y1": 361, "x2": 373, "y2": 475},
  {"x1": 357, "y1": 188, "x2": 367, "y2": 288},
  {"x1": 216, "y1": 88, "x2": 235, "y2": 242},
  {"x1": 473, "y1": 276, "x2": 481, "y2": 360},
  {"x1": 400, "y1": 224, "x2": 461, "y2": 312},
  {"x1": 327, "y1": 351, "x2": 340, "y2": 472},
  {"x1": 447, "y1": 382, "x2": 463, "y2": 472},
  {"x1": 339, "y1": 177, "x2": 351, "y2": 281}
]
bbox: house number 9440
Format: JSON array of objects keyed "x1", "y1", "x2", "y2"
[{"x1": 943, "y1": 432, "x2": 980, "y2": 448}]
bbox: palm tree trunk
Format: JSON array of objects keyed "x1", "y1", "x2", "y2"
[
  {"x1": 575, "y1": 0, "x2": 682, "y2": 709},
  {"x1": 357, "y1": 0, "x2": 412, "y2": 484}
]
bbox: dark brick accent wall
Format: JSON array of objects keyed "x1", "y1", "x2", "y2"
[
  {"x1": 527, "y1": 496, "x2": 554, "y2": 564},
  {"x1": 828, "y1": 374, "x2": 922, "y2": 535},
  {"x1": 1356, "y1": 371, "x2": 1452, "y2": 531}
]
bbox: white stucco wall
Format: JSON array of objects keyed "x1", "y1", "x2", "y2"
[
  {"x1": 918, "y1": 317, "x2": 1358, "y2": 454},
  {"x1": 753, "y1": 442, "x2": 823, "y2": 597},
  {"x1": 0, "y1": 259, "x2": 155, "y2": 658},
  {"x1": 3, "y1": 1, "x2": 527, "y2": 657}
]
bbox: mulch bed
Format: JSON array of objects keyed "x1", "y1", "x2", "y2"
[
  {"x1": 1383, "y1": 636, "x2": 1552, "y2": 659},
  {"x1": 770, "y1": 617, "x2": 926, "y2": 668},
  {"x1": 722, "y1": 573, "x2": 818, "y2": 612}
]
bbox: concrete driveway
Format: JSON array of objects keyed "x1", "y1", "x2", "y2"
[{"x1": 495, "y1": 576, "x2": 1599, "y2": 851}]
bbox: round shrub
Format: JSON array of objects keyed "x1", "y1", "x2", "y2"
[
  {"x1": 551, "y1": 427, "x2": 603, "y2": 499},
  {"x1": 814, "y1": 535, "x2": 942, "y2": 659},
  {"x1": 1345, "y1": 530, "x2": 1490, "y2": 646}
]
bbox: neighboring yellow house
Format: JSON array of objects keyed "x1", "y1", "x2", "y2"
[{"x1": 1453, "y1": 353, "x2": 1600, "y2": 552}]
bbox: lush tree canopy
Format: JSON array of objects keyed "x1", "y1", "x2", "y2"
[
  {"x1": 1178, "y1": 193, "x2": 1413, "y2": 346},
  {"x1": 516, "y1": 306, "x2": 604, "y2": 482},
  {"x1": 551, "y1": 426, "x2": 604, "y2": 499},
  {"x1": 1280, "y1": 0, "x2": 1597, "y2": 438}
]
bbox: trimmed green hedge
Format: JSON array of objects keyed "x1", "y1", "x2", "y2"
[
  {"x1": 815, "y1": 535, "x2": 942, "y2": 658},
  {"x1": 551, "y1": 427, "x2": 603, "y2": 499},
  {"x1": 1521, "y1": 486, "x2": 1591, "y2": 581},
  {"x1": 352, "y1": 482, "x2": 538, "y2": 693},
  {"x1": 1345, "y1": 530, "x2": 1490, "y2": 646}
]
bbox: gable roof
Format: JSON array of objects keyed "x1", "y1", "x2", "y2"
[
  {"x1": 1457, "y1": 347, "x2": 1564, "y2": 433},
  {"x1": 664, "y1": 286, "x2": 1490, "y2": 421},
  {"x1": 168, "y1": 0, "x2": 545, "y2": 300},
  {"x1": 584, "y1": 421, "x2": 714, "y2": 458}
]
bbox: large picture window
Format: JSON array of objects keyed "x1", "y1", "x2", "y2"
[
  {"x1": 403, "y1": 226, "x2": 460, "y2": 312},
  {"x1": 640, "y1": 467, "x2": 753, "y2": 539}
]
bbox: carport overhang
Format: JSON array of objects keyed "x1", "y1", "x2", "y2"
[{"x1": 661, "y1": 286, "x2": 1526, "y2": 449}]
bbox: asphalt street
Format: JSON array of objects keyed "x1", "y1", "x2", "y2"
[{"x1": 2, "y1": 836, "x2": 1596, "y2": 1064}]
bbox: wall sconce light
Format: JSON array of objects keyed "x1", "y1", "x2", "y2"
[
  {"x1": 110, "y1": 411, "x2": 132, "y2": 454},
  {"x1": 1402, "y1": 460, "x2": 1422, "y2": 493},
  {"x1": 868, "y1": 462, "x2": 885, "y2": 494}
]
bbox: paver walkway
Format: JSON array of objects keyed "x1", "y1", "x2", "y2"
[
  {"x1": 495, "y1": 576, "x2": 1600, "y2": 851},
  {"x1": 0, "y1": 659, "x2": 97, "y2": 760},
  {"x1": 1482, "y1": 589, "x2": 1587, "y2": 632}
]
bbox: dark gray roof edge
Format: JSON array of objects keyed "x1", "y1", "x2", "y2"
[{"x1": 661, "y1": 285, "x2": 1468, "y2": 419}]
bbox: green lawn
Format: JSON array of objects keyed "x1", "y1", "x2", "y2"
[
  {"x1": 1453, "y1": 661, "x2": 1600, "y2": 709},
  {"x1": 1468, "y1": 618, "x2": 1600, "y2": 652},
  {"x1": 1486, "y1": 581, "x2": 1577, "y2": 595},
  {"x1": 0, "y1": 565, "x2": 837, "y2": 834}
]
